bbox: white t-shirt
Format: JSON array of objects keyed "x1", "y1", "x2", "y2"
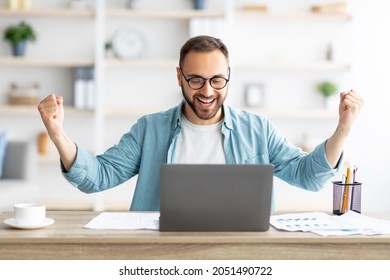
[{"x1": 173, "y1": 115, "x2": 226, "y2": 164}]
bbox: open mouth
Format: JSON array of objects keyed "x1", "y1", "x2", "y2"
[{"x1": 197, "y1": 97, "x2": 215, "y2": 106}]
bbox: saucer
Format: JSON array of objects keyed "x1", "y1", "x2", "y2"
[{"x1": 4, "y1": 218, "x2": 55, "y2": 229}]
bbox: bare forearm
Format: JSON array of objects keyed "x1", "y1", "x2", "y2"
[
  {"x1": 325, "y1": 124, "x2": 349, "y2": 168},
  {"x1": 50, "y1": 132, "x2": 77, "y2": 172}
]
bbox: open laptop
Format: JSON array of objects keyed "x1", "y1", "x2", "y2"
[{"x1": 159, "y1": 164, "x2": 274, "y2": 231}]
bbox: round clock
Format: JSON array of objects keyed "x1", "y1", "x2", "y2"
[{"x1": 112, "y1": 28, "x2": 146, "y2": 59}]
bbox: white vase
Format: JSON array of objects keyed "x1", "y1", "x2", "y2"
[{"x1": 324, "y1": 95, "x2": 339, "y2": 110}]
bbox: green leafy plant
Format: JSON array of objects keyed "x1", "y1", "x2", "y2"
[
  {"x1": 317, "y1": 81, "x2": 337, "y2": 97},
  {"x1": 105, "y1": 41, "x2": 112, "y2": 51},
  {"x1": 3, "y1": 21, "x2": 37, "y2": 45}
]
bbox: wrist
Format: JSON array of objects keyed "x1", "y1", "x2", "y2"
[{"x1": 335, "y1": 122, "x2": 351, "y2": 138}]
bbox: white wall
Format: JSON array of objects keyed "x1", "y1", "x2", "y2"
[{"x1": 344, "y1": 0, "x2": 390, "y2": 212}]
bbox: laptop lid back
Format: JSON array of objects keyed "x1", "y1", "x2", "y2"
[{"x1": 159, "y1": 164, "x2": 274, "y2": 231}]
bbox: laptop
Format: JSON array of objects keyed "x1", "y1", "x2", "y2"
[{"x1": 159, "y1": 164, "x2": 274, "y2": 231}]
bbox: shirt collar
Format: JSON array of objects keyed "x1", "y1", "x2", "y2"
[
  {"x1": 175, "y1": 100, "x2": 185, "y2": 128},
  {"x1": 222, "y1": 104, "x2": 233, "y2": 130}
]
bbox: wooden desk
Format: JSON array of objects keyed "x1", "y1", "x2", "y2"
[{"x1": 1, "y1": 211, "x2": 390, "y2": 260}]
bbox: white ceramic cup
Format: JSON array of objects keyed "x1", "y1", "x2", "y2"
[{"x1": 13, "y1": 203, "x2": 46, "y2": 226}]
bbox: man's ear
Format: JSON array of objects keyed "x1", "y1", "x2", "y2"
[{"x1": 176, "y1": 67, "x2": 182, "y2": 87}]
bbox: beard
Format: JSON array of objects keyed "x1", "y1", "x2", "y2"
[{"x1": 181, "y1": 86, "x2": 227, "y2": 121}]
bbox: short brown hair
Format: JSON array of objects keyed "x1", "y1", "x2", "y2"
[{"x1": 179, "y1": 35, "x2": 229, "y2": 67}]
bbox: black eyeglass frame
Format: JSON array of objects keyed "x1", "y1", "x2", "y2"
[{"x1": 179, "y1": 67, "x2": 230, "y2": 90}]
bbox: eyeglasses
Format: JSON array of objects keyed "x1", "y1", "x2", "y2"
[{"x1": 179, "y1": 68, "x2": 230, "y2": 90}]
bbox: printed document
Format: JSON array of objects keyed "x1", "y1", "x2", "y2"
[
  {"x1": 270, "y1": 211, "x2": 390, "y2": 236},
  {"x1": 84, "y1": 212, "x2": 159, "y2": 230}
]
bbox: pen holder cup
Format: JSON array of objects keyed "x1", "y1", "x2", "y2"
[{"x1": 333, "y1": 181, "x2": 362, "y2": 215}]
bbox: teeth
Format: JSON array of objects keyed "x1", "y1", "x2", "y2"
[{"x1": 198, "y1": 98, "x2": 214, "y2": 104}]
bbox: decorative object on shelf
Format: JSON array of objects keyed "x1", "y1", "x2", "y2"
[
  {"x1": 104, "y1": 41, "x2": 114, "y2": 58},
  {"x1": 311, "y1": 2, "x2": 347, "y2": 14},
  {"x1": 316, "y1": 81, "x2": 338, "y2": 109},
  {"x1": 244, "y1": 83, "x2": 265, "y2": 107},
  {"x1": 7, "y1": 0, "x2": 19, "y2": 10},
  {"x1": 3, "y1": 21, "x2": 37, "y2": 57},
  {"x1": 326, "y1": 43, "x2": 333, "y2": 61},
  {"x1": 7, "y1": 0, "x2": 31, "y2": 10},
  {"x1": 192, "y1": 0, "x2": 205, "y2": 10},
  {"x1": 241, "y1": 5, "x2": 268, "y2": 13},
  {"x1": 70, "y1": 0, "x2": 88, "y2": 10},
  {"x1": 112, "y1": 28, "x2": 146, "y2": 59},
  {"x1": 73, "y1": 67, "x2": 95, "y2": 110},
  {"x1": 37, "y1": 132, "x2": 49, "y2": 155},
  {"x1": 7, "y1": 82, "x2": 39, "y2": 105}
]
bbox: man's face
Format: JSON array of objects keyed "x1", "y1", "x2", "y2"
[{"x1": 177, "y1": 50, "x2": 230, "y2": 125}]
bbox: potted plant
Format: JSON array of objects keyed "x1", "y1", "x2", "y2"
[
  {"x1": 316, "y1": 81, "x2": 338, "y2": 109},
  {"x1": 3, "y1": 21, "x2": 37, "y2": 57},
  {"x1": 104, "y1": 41, "x2": 113, "y2": 58}
]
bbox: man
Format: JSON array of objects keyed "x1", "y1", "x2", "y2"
[{"x1": 38, "y1": 35, "x2": 364, "y2": 211}]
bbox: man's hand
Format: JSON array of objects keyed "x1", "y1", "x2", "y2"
[
  {"x1": 338, "y1": 89, "x2": 364, "y2": 134},
  {"x1": 37, "y1": 94, "x2": 65, "y2": 140},
  {"x1": 37, "y1": 94, "x2": 76, "y2": 171},
  {"x1": 325, "y1": 89, "x2": 364, "y2": 168}
]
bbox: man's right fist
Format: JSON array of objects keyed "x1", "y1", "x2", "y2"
[{"x1": 37, "y1": 94, "x2": 65, "y2": 139}]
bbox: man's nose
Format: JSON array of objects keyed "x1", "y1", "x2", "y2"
[{"x1": 201, "y1": 81, "x2": 214, "y2": 96}]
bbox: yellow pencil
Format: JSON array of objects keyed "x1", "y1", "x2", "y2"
[{"x1": 341, "y1": 167, "x2": 351, "y2": 213}]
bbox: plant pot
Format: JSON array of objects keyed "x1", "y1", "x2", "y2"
[
  {"x1": 193, "y1": 0, "x2": 205, "y2": 10},
  {"x1": 11, "y1": 41, "x2": 27, "y2": 57},
  {"x1": 324, "y1": 95, "x2": 339, "y2": 110}
]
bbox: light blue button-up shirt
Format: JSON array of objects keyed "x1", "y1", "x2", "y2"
[{"x1": 63, "y1": 101, "x2": 340, "y2": 211}]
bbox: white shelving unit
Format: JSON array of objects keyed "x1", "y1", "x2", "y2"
[{"x1": 0, "y1": 0, "x2": 353, "y2": 148}]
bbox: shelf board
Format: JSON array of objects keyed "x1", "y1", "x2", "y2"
[
  {"x1": 245, "y1": 108, "x2": 338, "y2": 119},
  {"x1": 104, "y1": 107, "x2": 337, "y2": 120},
  {"x1": 0, "y1": 105, "x2": 94, "y2": 116},
  {"x1": 234, "y1": 11, "x2": 352, "y2": 21},
  {"x1": 0, "y1": 57, "x2": 94, "y2": 68},
  {"x1": 106, "y1": 9, "x2": 225, "y2": 19},
  {"x1": 0, "y1": 8, "x2": 224, "y2": 19},
  {"x1": 0, "y1": 8, "x2": 350, "y2": 21},
  {"x1": 105, "y1": 59, "x2": 349, "y2": 71},
  {"x1": 104, "y1": 107, "x2": 163, "y2": 117},
  {"x1": 0, "y1": 105, "x2": 40, "y2": 116},
  {"x1": 105, "y1": 58, "x2": 177, "y2": 67},
  {"x1": 233, "y1": 61, "x2": 351, "y2": 71},
  {"x1": 0, "y1": 8, "x2": 94, "y2": 18}
]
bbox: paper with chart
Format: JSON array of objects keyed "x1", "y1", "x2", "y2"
[
  {"x1": 84, "y1": 212, "x2": 160, "y2": 230},
  {"x1": 270, "y1": 211, "x2": 390, "y2": 236}
]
